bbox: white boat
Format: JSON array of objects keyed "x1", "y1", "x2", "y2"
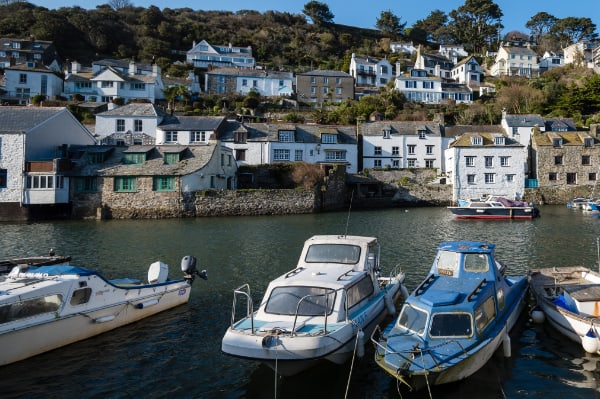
[
  {"x1": 0, "y1": 250, "x2": 70, "y2": 274},
  {"x1": 221, "y1": 235, "x2": 407, "y2": 376},
  {"x1": 372, "y1": 241, "x2": 528, "y2": 391},
  {"x1": 529, "y1": 266, "x2": 600, "y2": 354},
  {"x1": 0, "y1": 256, "x2": 206, "y2": 366}
]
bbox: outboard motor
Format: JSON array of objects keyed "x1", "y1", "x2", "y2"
[{"x1": 181, "y1": 255, "x2": 207, "y2": 284}]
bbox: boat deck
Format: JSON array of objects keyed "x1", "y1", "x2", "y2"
[{"x1": 530, "y1": 267, "x2": 600, "y2": 302}]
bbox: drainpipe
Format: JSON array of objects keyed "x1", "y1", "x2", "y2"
[{"x1": 20, "y1": 133, "x2": 26, "y2": 208}]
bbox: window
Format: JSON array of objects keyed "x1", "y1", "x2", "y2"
[
  {"x1": 374, "y1": 159, "x2": 382, "y2": 168},
  {"x1": 26, "y1": 175, "x2": 60, "y2": 189},
  {"x1": 325, "y1": 151, "x2": 345, "y2": 161},
  {"x1": 19, "y1": 73, "x2": 27, "y2": 84},
  {"x1": 494, "y1": 136, "x2": 505, "y2": 145},
  {"x1": 549, "y1": 172, "x2": 557, "y2": 181},
  {"x1": 430, "y1": 313, "x2": 472, "y2": 337},
  {"x1": 124, "y1": 153, "x2": 145, "y2": 164},
  {"x1": 392, "y1": 146, "x2": 399, "y2": 155},
  {"x1": 131, "y1": 83, "x2": 145, "y2": 90},
  {"x1": 235, "y1": 149, "x2": 246, "y2": 161},
  {"x1": 485, "y1": 156, "x2": 493, "y2": 168},
  {"x1": 467, "y1": 174, "x2": 475, "y2": 184},
  {"x1": 383, "y1": 129, "x2": 391, "y2": 139},
  {"x1": 418, "y1": 130, "x2": 426, "y2": 139},
  {"x1": 346, "y1": 276, "x2": 375, "y2": 309},
  {"x1": 310, "y1": 86, "x2": 316, "y2": 94},
  {"x1": 465, "y1": 156, "x2": 475, "y2": 167},
  {"x1": 278, "y1": 130, "x2": 295, "y2": 142},
  {"x1": 405, "y1": 81, "x2": 417, "y2": 88},
  {"x1": 164, "y1": 153, "x2": 180, "y2": 165},
  {"x1": 500, "y1": 156, "x2": 510, "y2": 167},
  {"x1": 471, "y1": 136, "x2": 482, "y2": 145},
  {"x1": 566, "y1": 173, "x2": 577, "y2": 184},
  {"x1": 252, "y1": 80, "x2": 257, "y2": 88},
  {"x1": 398, "y1": 304, "x2": 428, "y2": 335},
  {"x1": 165, "y1": 131, "x2": 178, "y2": 143},
  {"x1": 116, "y1": 119, "x2": 125, "y2": 132},
  {"x1": 0, "y1": 169, "x2": 7, "y2": 188},
  {"x1": 114, "y1": 176, "x2": 137, "y2": 192},
  {"x1": 590, "y1": 173, "x2": 597, "y2": 181},
  {"x1": 273, "y1": 149, "x2": 290, "y2": 161},
  {"x1": 554, "y1": 155, "x2": 563, "y2": 165},
  {"x1": 323, "y1": 77, "x2": 328, "y2": 84},
  {"x1": 425, "y1": 159, "x2": 434, "y2": 168},
  {"x1": 335, "y1": 87, "x2": 342, "y2": 95},
  {"x1": 191, "y1": 131, "x2": 207, "y2": 142},
  {"x1": 153, "y1": 176, "x2": 175, "y2": 191},
  {"x1": 475, "y1": 296, "x2": 496, "y2": 333},
  {"x1": 374, "y1": 146, "x2": 382, "y2": 156},
  {"x1": 0, "y1": 294, "x2": 63, "y2": 324},
  {"x1": 295, "y1": 150, "x2": 303, "y2": 161},
  {"x1": 101, "y1": 81, "x2": 113, "y2": 88},
  {"x1": 134, "y1": 120, "x2": 142, "y2": 132},
  {"x1": 426, "y1": 145, "x2": 434, "y2": 154},
  {"x1": 321, "y1": 133, "x2": 337, "y2": 144},
  {"x1": 70, "y1": 288, "x2": 92, "y2": 305},
  {"x1": 242, "y1": 79, "x2": 247, "y2": 86},
  {"x1": 233, "y1": 132, "x2": 246, "y2": 144},
  {"x1": 392, "y1": 160, "x2": 400, "y2": 168},
  {"x1": 221, "y1": 154, "x2": 225, "y2": 166},
  {"x1": 75, "y1": 177, "x2": 97, "y2": 192},
  {"x1": 210, "y1": 175, "x2": 215, "y2": 188},
  {"x1": 582, "y1": 155, "x2": 591, "y2": 165},
  {"x1": 265, "y1": 286, "x2": 335, "y2": 316},
  {"x1": 485, "y1": 173, "x2": 495, "y2": 184},
  {"x1": 506, "y1": 174, "x2": 515, "y2": 182},
  {"x1": 310, "y1": 76, "x2": 316, "y2": 83},
  {"x1": 407, "y1": 159, "x2": 416, "y2": 167},
  {"x1": 423, "y1": 81, "x2": 433, "y2": 89},
  {"x1": 407, "y1": 145, "x2": 416, "y2": 155}
]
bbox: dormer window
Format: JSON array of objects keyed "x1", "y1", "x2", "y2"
[
  {"x1": 471, "y1": 136, "x2": 483, "y2": 146},
  {"x1": 383, "y1": 129, "x2": 391, "y2": 139},
  {"x1": 552, "y1": 138, "x2": 562, "y2": 147},
  {"x1": 494, "y1": 136, "x2": 505, "y2": 145},
  {"x1": 584, "y1": 137, "x2": 594, "y2": 148},
  {"x1": 278, "y1": 130, "x2": 295, "y2": 143},
  {"x1": 418, "y1": 130, "x2": 426, "y2": 139},
  {"x1": 321, "y1": 133, "x2": 337, "y2": 144}
]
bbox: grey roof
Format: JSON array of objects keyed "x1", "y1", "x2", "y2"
[
  {"x1": 206, "y1": 67, "x2": 293, "y2": 79},
  {"x1": 69, "y1": 145, "x2": 216, "y2": 177},
  {"x1": 158, "y1": 116, "x2": 226, "y2": 131},
  {"x1": 544, "y1": 118, "x2": 577, "y2": 131},
  {"x1": 359, "y1": 121, "x2": 443, "y2": 136},
  {"x1": 220, "y1": 121, "x2": 357, "y2": 144},
  {"x1": 0, "y1": 107, "x2": 66, "y2": 132},
  {"x1": 444, "y1": 125, "x2": 504, "y2": 137},
  {"x1": 93, "y1": 58, "x2": 154, "y2": 72},
  {"x1": 97, "y1": 103, "x2": 167, "y2": 118},
  {"x1": 504, "y1": 114, "x2": 545, "y2": 127},
  {"x1": 297, "y1": 70, "x2": 352, "y2": 77}
]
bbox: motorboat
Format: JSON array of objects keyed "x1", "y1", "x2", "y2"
[
  {"x1": 372, "y1": 241, "x2": 528, "y2": 391},
  {"x1": 221, "y1": 234, "x2": 407, "y2": 376},
  {"x1": 529, "y1": 266, "x2": 600, "y2": 354},
  {"x1": 0, "y1": 256, "x2": 206, "y2": 366},
  {"x1": 0, "y1": 249, "x2": 70, "y2": 274},
  {"x1": 568, "y1": 197, "x2": 593, "y2": 209},
  {"x1": 448, "y1": 196, "x2": 539, "y2": 219}
]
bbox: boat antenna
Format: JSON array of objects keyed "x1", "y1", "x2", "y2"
[{"x1": 344, "y1": 189, "x2": 354, "y2": 237}]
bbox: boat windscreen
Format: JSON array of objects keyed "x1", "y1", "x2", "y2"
[
  {"x1": 398, "y1": 304, "x2": 428, "y2": 335},
  {"x1": 429, "y1": 313, "x2": 472, "y2": 337},
  {"x1": 265, "y1": 286, "x2": 336, "y2": 316},
  {"x1": 305, "y1": 244, "x2": 361, "y2": 264}
]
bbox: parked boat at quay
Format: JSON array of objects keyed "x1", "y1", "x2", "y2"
[
  {"x1": 529, "y1": 265, "x2": 600, "y2": 355},
  {"x1": 448, "y1": 196, "x2": 539, "y2": 219},
  {"x1": 221, "y1": 234, "x2": 407, "y2": 376},
  {"x1": 372, "y1": 241, "x2": 529, "y2": 391},
  {"x1": 0, "y1": 249, "x2": 70, "y2": 274},
  {"x1": 0, "y1": 256, "x2": 207, "y2": 366}
]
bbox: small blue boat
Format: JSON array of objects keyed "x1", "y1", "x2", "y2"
[{"x1": 372, "y1": 241, "x2": 528, "y2": 391}]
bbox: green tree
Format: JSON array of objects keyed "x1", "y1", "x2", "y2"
[
  {"x1": 375, "y1": 10, "x2": 405, "y2": 37},
  {"x1": 302, "y1": 1, "x2": 334, "y2": 26},
  {"x1": 448, "y1": 0, "x2": 503, "y2": 54},
  {"x1": 413, "y1": 10, "x2": 448, "y2": 43},
  {"x1": 525, "y1": 12, "x2": 557, "y2": 40},
  {"x1": 550, "y1": 17, "x2": 597, "y2": 47}
]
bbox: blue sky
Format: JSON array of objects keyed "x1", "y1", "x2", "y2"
[{"x1": 34, "y1": 0, "x2": 599, "y2": 35}]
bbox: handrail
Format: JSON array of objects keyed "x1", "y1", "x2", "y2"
[
  {"x1": 467, "y1": 278, "x2": 487, "y2": 302},
  {"x1": 414, "y1": 274, "x2": 435, "y2": 296},
  {"x1": 231, "y1": 284, "x2": 254, "y2": 333},
  {"x1": 291, "y1": 287, "x2": 345, "y2": 335}
]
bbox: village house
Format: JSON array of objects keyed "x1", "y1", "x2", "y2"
[
  {"x1": 563, "y1": 39, "x2": 600, "y2": 68},
  {"x1": 438, "y1": 44, "x2": 468, "y2": 64},
  {"x1": 155, "y1": 115, "x2": 228, "y2": 146},
  {"x1": 450, "y1": 56, "x2": 483, "y2": 87},
  {"x1": 186, "y1": 40, "x2": 255, "y2": 69},
  {"x1": 295, "y1": 70, "x2": 354, "y2": 106},
  {"x1": 2, "y1": 61, "x2": 64, "y2": 104},
  {"x1": 219, "y1": 122, "x2": 359, "y2": 174},
  {"x1": 359, "y1": 120, "x2": 449, "y2": 173},
  {"x1": 444, "y1": 129, "x2": 526, "y2": 202},
  {"x1": 95, "y1": 103, "x2": 169, "y2": 145},
  {"x1": 390, "y1": 42, "x2": 417, "y2": 56},
  {"x1": 538, "y1": 51, "x2": 564, "y2": 73},
  {"x1": 490, "y1": 41, "x2": 539, "y2": 78},
  {"x1": 530, "y1": 130, "x2": 600, "y2": 190},
  {"x1": 414, "y1": 46, "x2": 454, "y2": 79},
  {"x1": 204, "y1": 67, "x2": 293, "y2": 97},
  {"x1": 349, "y1": 53, "x2": 393, "y2": 88},
  {"x1": 0, "y1": 37, "x2": 60, "y2": 70},
  {"x1": 0, "y1": 107, "x2": 96, "y2": 221},
  {"x1": 394, "y1": 69, "x2": 472, "y2": 104}
]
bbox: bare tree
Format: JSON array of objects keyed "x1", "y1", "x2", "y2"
[{"x1": 108, "y1": 0, "x2": 133, "y2": 11}]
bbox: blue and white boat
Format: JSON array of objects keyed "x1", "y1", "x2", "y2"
[
  {"x1": 221, "y1": 235, "x2": 407, "y2": 376},
  {"x1": 372, "y1": 241, "x2": 528, "y2": 391}
]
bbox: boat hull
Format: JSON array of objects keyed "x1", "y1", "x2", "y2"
[
  {"x1": 448, "y1": 207, "x2": 537, "y2": 219},
  {"x1": 0, "y1": 282, "x2": 190, "y2": 366}
]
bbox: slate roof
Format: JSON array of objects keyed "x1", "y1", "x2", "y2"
[
  {"x1": 93, "y1": 58, "x2": 155, "y2": 72},
  {"x1": 532, "y1": 131, "x2": 598, "y2": 146},
  {"x1": 544, "y1": 118, "x2": 577, "y2": 131},
  {"x1": 296, "y1": 70, "x2": 353, "y2": 78},
  {"x1": 0, "y1": 107, "x2": 66, "y2": 132},
  {"x1": 444, "y1": 125, "x2": 504, "y2": 138},
  {"x1": 359, "y1": 121, "x2": 442, "y2": 136},
  {"x1": 206, "y1": 67, "x2": 293, "y2": 79},
  {"x1": 503, "y1": 114, "x2": 545, "y2": 127},
  {"x1": 97, "y1": 103, "x2": 167, "y2": 118},
  {"x1": 219, "y1": 121, "x2": 357, "y2": 144},
  {"x1": 158, "y1": 116, "x2": 226, "y2": 132}
]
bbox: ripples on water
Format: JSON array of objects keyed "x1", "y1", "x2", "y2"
[{"x1": 2, "y1": 206, "x2": 600, "y2": 398}]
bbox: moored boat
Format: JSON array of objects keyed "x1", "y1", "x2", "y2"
[
  {"x1": 448, "y1": 196, "x2": 539, "y2": 219},
  {"x1": 529, "y1": 266, "x2": 600, "y2": 354},
  {"x1": 221, "y1": 234, "x2": 407, "y2": 376},
  {"x1": 372, "y1": 241, "x2": 528, "y2": 391},
  {"x1": 0, "y1": 249, "x2": 70, "y2": 274},
  {"x1": 0, "y1": 256, "x2": 206, "y2": 366}
]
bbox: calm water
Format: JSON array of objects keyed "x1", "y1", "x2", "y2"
[{"x1": 2, "y1": 206, "x2": 600, "y2": 398}]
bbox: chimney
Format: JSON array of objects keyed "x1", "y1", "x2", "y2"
[
  {"x1": 129, "y1": 60, "x2": 136, "y2": 75},
  {"x1": 72, "y1": 60, "x2": 81, "y2": 74}
]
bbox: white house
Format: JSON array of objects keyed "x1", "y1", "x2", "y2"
[
  {"x1": 204, "y1": 67, "x2": 293, "y2": 96},
  {"x1": 390, "y1": 42, "x2": 417, "y2": 56},
  {"x1": 451, "y1": 56, "x2": 483, "y2": 87},
  {"x1": 414, "y1": 46, "x2": 454, "y2": 79},
  {"x1": 2, "y1": 62, "x2": 64, "y2": 104},
  {"x1": 445, "y1": 131, "x2": 526, "y2": 202},
  {"x1": 0, "y1": 107, "x2": 96, "y2": 221},
  {"x1": 538, "y1": 51, "x2": 564, "y2": 72},
  {"x1": 501, "y1": 111, "x2": 545, "y2": 147},
  {"x1": 490, "y1": 42, "x2": 539, "y2": 77},
  {"x1": 220, "y1": 122, "x2": 359, "y2": 173},
  {"x1": 395, "y1": 69, "x2": 472, "y2": 104},
  {"x1": 186, "y1": 40, "x2": 255, "y2": 69},
  {"x1": 359, "y1": 120, "x2": 450, "y2": 173},
  {"x1": 439, "y1": 44, "x2": 468, "y2": 64},
  {"x1": 349, "y1": 53, "x2": 393, "y2": 88},
  {"x1": 563, "y1": 40, "x2": 600, "y2": 68},
  {"x1": 95, "y1": 103, "x2": 169, "y2": 145},
  {"x1": 156, "y1": 116, "x2": 228, "y2": 146}
]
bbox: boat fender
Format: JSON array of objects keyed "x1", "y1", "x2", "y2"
[
  {"x1": 356, "y1": 330, "x2": 365, "y2": 358},
  {"x1": 503, "y1": 332, "x2": 511, "y2": 357},
  {"x1": 582, "y1": 327, "x2": 599, "y2": 354},
  {"x1": 385, "y1": 292, "x2": 395, "y2": 315},
  {"x1": 530, "y1": 306, "x2": 545, "y2": 324},
  {"x1": 136, "y1": 298, "x2": 159, "y2": 309},
  {"x1": 400, "y1": 285, "x2": 409, "y2": 301}
]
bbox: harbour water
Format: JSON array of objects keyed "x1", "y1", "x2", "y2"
[{"x1": 2, "y1": 205, "x2": 600, "y2": 398}]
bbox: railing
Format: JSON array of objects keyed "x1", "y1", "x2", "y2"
[
  {"x1": 525, "y1": 179, "x2": 539, "y2": 188},
  {"x1": 231, "y1": 284, "x2": 254, "y2": 332}
]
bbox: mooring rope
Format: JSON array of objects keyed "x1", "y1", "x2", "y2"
[{"x1": 344, "y1": 327, "x2": 362, "y2": 399}]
